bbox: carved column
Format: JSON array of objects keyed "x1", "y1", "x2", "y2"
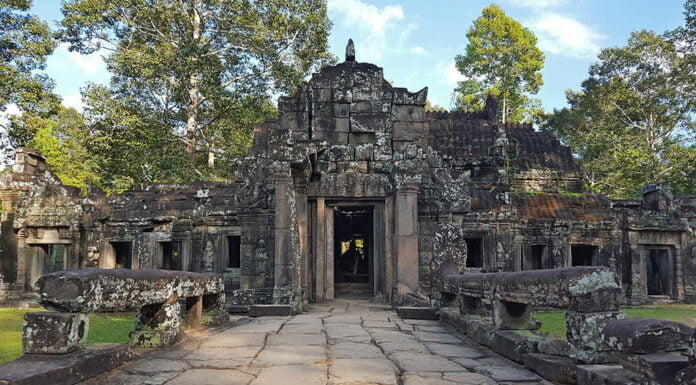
[
  {"x1": 394, "y1": 182, "x2": 419, "y2": 298},
  {"x1": 273, "y1": 172, "x2": 292, "y2": 288}
]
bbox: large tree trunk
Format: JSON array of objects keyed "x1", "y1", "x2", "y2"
[{"x1": 185, "y1": 0, "x2": 203, "y2": 164}]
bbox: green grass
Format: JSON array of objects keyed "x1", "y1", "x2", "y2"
[
  {"x1": 536, "y1": 304, "x2": 696, "y2": 339},
  {"x1": 0, "y1": 309, "x2": 135, "y2": 364}
]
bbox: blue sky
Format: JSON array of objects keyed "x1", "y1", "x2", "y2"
[{"x1": 31, "y1": 0, "x2": 687, "y2": 112}]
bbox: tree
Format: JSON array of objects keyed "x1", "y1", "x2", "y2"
[
  {"x1": 18, "y1": 106, "x2": 101, "y2": 192},
  {"x1": 454, "y1": 4, "x2": 544, "y2": 123},
  {"x1": 60, "y1": 0, "x2": 333, "y2": 172},
  {"x1": 546, "y1": 30, "x2": 695, "y2": 198},
  {"x1": 0, "y1": 0, "x2": 58, "y2": 115},
  {"x1": 424, "y1": 100, "x2": 447, "y2": 113}
]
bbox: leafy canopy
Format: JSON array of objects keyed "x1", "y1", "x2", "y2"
[
  {"x1": 59, "y1": 0, "x2": 333, "y2": 182},
  {"x1": 454, "y1": 4, "x2": 544, "y2": 122},
  {"x1": 0, "y1": 0, "x2": 58, "y2": 114},
  {"x1": 547, "y1": 28, "x2": 695, "y2": 198}
]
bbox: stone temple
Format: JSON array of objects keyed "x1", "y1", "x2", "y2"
[{"x1": 1, "y1": 41, "x2": 694, "y2": 308}]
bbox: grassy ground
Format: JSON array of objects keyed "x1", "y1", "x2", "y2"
[
  {"x1": 0, "y1": 309, "x2": 135, "y2": 364},
  {"x1": 536, "y1": 304, "x2": 696, "y2": 339}
]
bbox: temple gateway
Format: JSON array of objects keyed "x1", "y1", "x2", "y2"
[{"x1": 1, "y1": 41, "x2": 694, "y2": 308}]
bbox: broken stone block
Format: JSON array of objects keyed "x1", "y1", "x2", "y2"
[
  {"x1": 523, "y1": 353, "x2": 578, "y2": 384},
  {"x1": 492, "y1": 300, "x2": 540, "y2": 330},
  {"x1": 490, "y1": 330, "x2": 539, "y2": 363},
  {"x1": 23, "y1": 312, "x2": 89, "y2": 354},
  {"x1": 439, "y1": 308, "x2": 468, "y2": 335},
  {"x1": 249, "y1": 304, "x2": 293, "y2": 317},
  {"x1": 395, "y1": 307, "x2": 438, "y2": 320},
  {"x1": 566, "y1": 311, "x2": 625, "y2": 351},
  {"x1": 619, "y1": 352, "x2": 690, "y2": 385},
  {"x1": 458, "y1": 296, "x2": 487, "y2": 316},
  {"x1": 603, "y1": 318, "x2": 693, "y2": 353}
]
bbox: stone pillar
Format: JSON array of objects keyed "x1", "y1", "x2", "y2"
[
  {"x1": 325, "y1": 206, "x2": 334, "y2": 300},
  {"x1": 0, "y1": 191, "x2": 19, "y2": 283},
  {"x1": 314, "y1": 198, "x2": 326, "y2": 300},
  {"x1": 295, "y1": 183, "x2": 309, "y2": 292},
  {"x1": 129, "y1": 294, "x2": 182, "y2": 347},
  {"x1": 274, "y1": 172, "x2": 292, "y2": 288},
  {"x1": 395, "y1": 183, "x2": 419, "y2": 298}
]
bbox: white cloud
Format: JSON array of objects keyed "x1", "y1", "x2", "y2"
[
  {"x1": 529, "y1": 14, "x2": 603, "y2": 59},
  {"x1": 437, "y1": 61, "x2": 467, "y2": 85},
  {"x1": 59, "y1": 44, "x2": 106, "y2": 75},
  {"x1": 410, "y1": 46, "x2": 427, "y2": 55},
  {"x1": 507, "y1": 0, "x2": 569, "y2": 9},
  {"x1": 62, "y1": 93, "x2": 85, "y2": 112},
  {"x1": 328, "y1": 0, "x2": 411, "y2": 62}
]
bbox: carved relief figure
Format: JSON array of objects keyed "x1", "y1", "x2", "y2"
[
  {"x1": 202, "y1": 240, "x2": 215, "y2": 272},
  {"x1": 254, "y1": 239, "x2": 270, "y2": 287}
]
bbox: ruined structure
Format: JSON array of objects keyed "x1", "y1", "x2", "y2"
[{"x1": 1, "y1": 41, "x2": 694, "y2": 308}]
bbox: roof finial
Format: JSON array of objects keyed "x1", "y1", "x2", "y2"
[{"x1": 346, "y1": 39, "x2": 355, "y2": 62}]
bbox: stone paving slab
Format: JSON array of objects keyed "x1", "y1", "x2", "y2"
[
  {"x1": 83, "y1": 299, "x2": 549, "y2": 385},
  {"x1": 329, "y1": 358, "x2": 399, "y2": 385}
]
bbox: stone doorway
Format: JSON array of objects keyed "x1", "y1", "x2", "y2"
[
  {"x1": 333, "y1": 206, "x2": 373, "y2": 297},
  {"x1": 312, "y1": 200, "x2": 386, "y2": 302},
  {"x1": 646, "y1": 248, "x2": 672, "y2": 297}
]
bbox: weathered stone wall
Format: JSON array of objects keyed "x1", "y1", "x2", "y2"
[{"x1": 0, "y1": 42, "x2": 693, "y2": 307}]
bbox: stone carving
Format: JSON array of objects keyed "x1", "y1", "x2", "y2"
[
  {"x1": 86, "y1": 246, "x2": 100, "y2": 266},
  {"x1": 346, "y1": 38, "x2": 355, "y2": 62},
  {"x1": 254, "y1": 239, "x2": 270, "y2": 287},
  {"x1": 202, "y1": 240, "x2": 215, "y2": 272}
]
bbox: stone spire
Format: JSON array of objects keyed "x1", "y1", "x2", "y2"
[{"x1": 346, "y1": 39, "x2": 355, "y2": 62}]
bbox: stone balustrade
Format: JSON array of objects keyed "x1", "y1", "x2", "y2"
[
  {"x1": 30, "y1": 268, "x2": 226, "y2": 351},
  {"x1": 438, "y1": 266, "x2": 696, "y2": 384}
]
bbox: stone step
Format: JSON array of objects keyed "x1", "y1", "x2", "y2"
[
  {"x1": 395, "y1": 306, "x2": 439, "y2": 320},
  {"x1": 249, "y1": 304, "x2": 293, "y2": 317}
]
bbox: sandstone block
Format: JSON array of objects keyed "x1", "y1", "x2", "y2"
[
  {"x1": 603, "y1": 318, "x2": 693, "y2": 353},
  {"x1": 23, "y1": 312, "x2": 89, "y2": 354},
  {"x1": 396, "y1": 306, "x2": 438, "y2": 320},
  {"x1": 523, "y1": 353, "x2": 577, "y2": 384},
  {"x1": 490, "y1": 330, "x2": 539, "y2": 363},
  {"x1": 249, "y1": 304, "x2": 293, "y2": 317},
  {"x1": 566, "y1": 311, "x2": 625, "y2": 351},
  {"x1": 619, "y1": 352, "x2": 690, "y2": 385}
]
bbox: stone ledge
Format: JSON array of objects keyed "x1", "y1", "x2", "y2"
[
  {"x1": 523, "y1": 353, "x2": 577, "y2": 384},
  {"x1": 249, "y1": 305, "x2": 293, "y2": 317},
  {"x1": 395, "y1": 306, "x2": 438, "y2": 320},
  {"x1": 0, "y1": 344, "x2": 131, "y2": 385}
]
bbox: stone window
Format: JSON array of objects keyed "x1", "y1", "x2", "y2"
[
  {"x1": 160, "y1": 241, "x2": 181, "y2": 270},
  {"x1": 111, "y1": 242, "x2": 132, "y2": 269},
  {"x1": 571, "y1": 245, "x2": 598, "y2": 266},
  {"x1": 465, "y1": 238, "x2": 483, "y2": 268},
  {"x1": 40, "y1": 244, "x2": 65, "y2": 273},
  {"x1": 227, "y1": 236, "x2": 241, "y2": 269},
  {"x1": 523, "y1": 245, "x2": 546, "y2": 270}
]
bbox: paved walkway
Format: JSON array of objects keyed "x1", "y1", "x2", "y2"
[{"x1": 86, "y1": 300, "x2": 550, "y2": 385}]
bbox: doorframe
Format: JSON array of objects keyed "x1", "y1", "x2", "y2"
[{"x1": 312, "y1": 199, "x2": 386, "y2": 301}]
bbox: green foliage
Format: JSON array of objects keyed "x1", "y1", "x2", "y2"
[
  {"x1": 424, "y1": 100, "x2": 447, "y2": 113},
  {"x1": 454, "y1": 4, "x2": 545, "y2": 122},
  {"x1": 60, "y1": 0, "x2": 333, "y2": 178},
  {"x1": 0, "y1": 0, "x2": 59, "y2": 115},
  {"x1": 0, "y1": 309, "x2": 134, "y2": 364},
  {"x1": 546, "y1": 28, "x2": 695, "y2": 198},
  {"x1": 12, "y1": 106, "x2": 102, "y2": 193}
]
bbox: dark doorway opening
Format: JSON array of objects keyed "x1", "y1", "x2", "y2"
[
  {"x1": 465, "y1": 238, "x2": 483, "y2": 268},
  {"x1": 523, "y1": 244, "x2": 545, "y2": 270},
  {"x1": 646, "y1": 249, "x2": 670, "y2": 296},
  {"x1": 572, "y1": 245, "x2": 598, "y2": 266},
  {"x1": 160, "y1": 241, "x2": 181, "y2": 270},
  {"x1": 227, "y1": 236, "x2": 241, "y2": 269},
  {"x1": 334, "y1": 207, "x2": 373, "y2": 296},
  {"x1": 111, "y1": 242, "x2": 132, "y2": 269}
]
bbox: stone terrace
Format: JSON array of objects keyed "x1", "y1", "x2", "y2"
[{"x1": 84, "y1": 299, "x2": 550, "y2": 385}]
